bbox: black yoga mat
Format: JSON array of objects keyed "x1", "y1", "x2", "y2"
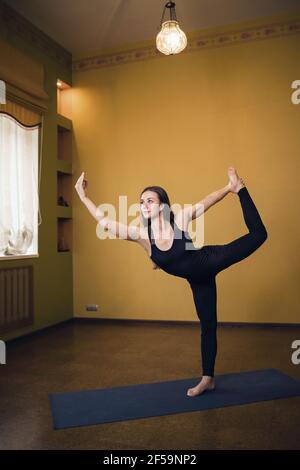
[{"x1": 49, "y1": 368, "x2": 300, "y2": 429}]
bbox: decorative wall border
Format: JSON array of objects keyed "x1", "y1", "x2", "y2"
[
  {"x1": 73, "y1": 17, "x2": 300, "y2": 72},
  {"x1": 1, "y1": 1, "x2": 299, "y2": 73},
  {"x1": 0, "y1": 1, "x2": 71, "y2": 68}
]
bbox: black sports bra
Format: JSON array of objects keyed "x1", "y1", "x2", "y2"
[
  {"x1": 146, "y1": 218, "x2": 208, "y2": 282},
  {"x1": 147, "y1": 219, "x2": 194, "y2": 263}
]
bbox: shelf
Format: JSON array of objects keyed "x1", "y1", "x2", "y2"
[
  {"x1": 57, "y1": 113, "x2": 72, "y2": 131},
  {"x1": 57, "y1": 205, "x2": 72, "y2": 219},
  {"x1": 57, "y1": 79, "x2": 72, "y2": 120},
  {"x1": 57, "y1": 79, "x2": 73, "y2": 254},
  {"x1": 57, "y1": 159, "x2": 72, "y2": 175},
  {"x1": 57, "y1": 218, "x2": 72, "y2": 252},
  {"x1": 57, "y1": 122, "x2": 72, "y2": 162}
]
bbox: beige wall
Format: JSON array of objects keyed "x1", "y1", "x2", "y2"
[{"x1": 72, "y1": 13, "x2": 300, "y2": 324}]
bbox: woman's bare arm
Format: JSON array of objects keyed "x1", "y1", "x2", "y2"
[
  {"x1": 192, "y1": 184, "x2": 231, "y2": 219},
  {"x1": 80, "y1": 195, "x2": 99, "y2": 220},
  {"x1": 75, "y1": 172, "x2": 140, "y2": 242},
  {"x1": 178, "y1": 184, "x2": 231, "y2": 225},
  {"x1": 76, "y1": 174, "x2": 158, "y2": 268},
  {"x1": 80, "y1": 196, "x2": 140, "y2": 241}
]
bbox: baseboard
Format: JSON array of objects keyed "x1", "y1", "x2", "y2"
[
  {"x1": 5, "y1": 316, "x2": 300, "y2": 344},
  {"x1": 73, "y1": 317, "x2": 300, "y2": 328}
]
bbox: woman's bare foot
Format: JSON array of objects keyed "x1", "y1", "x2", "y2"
[
  {"x1": 186, "y1": 376, "x2": 216, "y2": 397},
  {"x1": 227, "y1": 167, "x2": 245, "y2": 194}
]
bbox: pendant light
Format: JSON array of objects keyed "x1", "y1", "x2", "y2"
[{"x1": 156, "y1": 1, "x2": 187, "y2": 55}]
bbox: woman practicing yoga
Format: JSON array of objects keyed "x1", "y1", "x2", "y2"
[{"x1": 75, "y1": 167, "x2": 268, "y2": 397}]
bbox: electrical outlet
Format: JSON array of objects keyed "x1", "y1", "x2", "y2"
[{"x1": 86, "y1": 304, "x2": 99, "y2": 312}]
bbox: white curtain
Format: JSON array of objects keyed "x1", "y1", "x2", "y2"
[{"x1": 0, "y1": 113, "x2": 39, "y2": 256}]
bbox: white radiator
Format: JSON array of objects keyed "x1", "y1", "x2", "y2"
[{"x1": 0, "y1": 266, "x2": 34, "y2": 334}]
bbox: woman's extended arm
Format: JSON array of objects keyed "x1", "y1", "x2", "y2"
[
  {"x1": 190, "y1": 184, "x2": 231, "y2": 220},
  {"x1": 179, "y1": 184, "x2": 231, "y2": 225},
  {"x1": 75, "y1": 172, "x2": 140, "y2": 241},
  {"x1": 80, "y1": 195, "x2": 100, "y2": 220}
]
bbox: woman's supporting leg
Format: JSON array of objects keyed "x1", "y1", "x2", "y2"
[
  {"x1": 188, "y1": 276, "x2": 217, "y2": 377},
  {"x1": 207, "y1": 186, "x2": 268, "y2": 275}
]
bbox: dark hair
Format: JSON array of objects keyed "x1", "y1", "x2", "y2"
[{"x1": 140, "y1": 185, "x2": 175, "y2": 244}]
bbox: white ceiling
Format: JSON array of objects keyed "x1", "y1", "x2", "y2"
[{"x1": 5, "y1": 0, "x2": 300, "y2": 56}]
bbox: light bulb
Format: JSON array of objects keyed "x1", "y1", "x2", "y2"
[{"x1": 156, "y1": 20, "x2": 187, "y2": 55}]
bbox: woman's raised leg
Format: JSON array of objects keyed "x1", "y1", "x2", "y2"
[{"x1": 206, "y1": 186, "x2": 268, "y2": 275}]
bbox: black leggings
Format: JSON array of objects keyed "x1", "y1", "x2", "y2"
[{"x1": 188, "y1": 186, "x2": 268, "y2": 377}]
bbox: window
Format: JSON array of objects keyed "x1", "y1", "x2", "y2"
[{"x1": 0, "y1": 113, "x2": 40, "y2": 258}]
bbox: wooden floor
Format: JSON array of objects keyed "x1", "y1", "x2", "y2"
[{"x1": 1, "y1": 319, "x2": 300, "y2": 450}]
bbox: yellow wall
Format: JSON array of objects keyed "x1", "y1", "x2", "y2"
[{"x1": 72, "y1": 13, "x2": 300, "y2": 324}]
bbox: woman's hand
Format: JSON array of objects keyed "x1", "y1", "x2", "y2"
[{"x1": 75, "y1": 172, "x2": 88, "y2": 201}]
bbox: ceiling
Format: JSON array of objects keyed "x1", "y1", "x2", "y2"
[{"x1": 5, "y1": 0, "x2": 300, "y2": 56}]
